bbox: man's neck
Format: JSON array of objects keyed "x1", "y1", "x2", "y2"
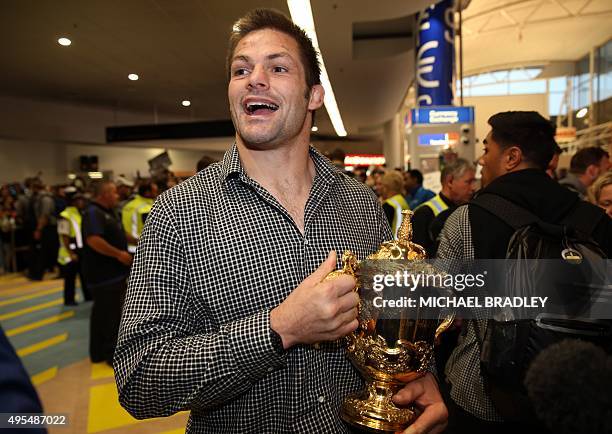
[
  {"x1": 440, "y1": 186, "x2": 452, "y2": 202},
  {"x1": 236, "y1": 138, "x2": 315, "y2": 191},
  {"x1": 236, "y1": 136, "x2": 316, "y2": 234},
  {"x1": 94, "y1": 199, "x2": 110, "y2": 210},
  {"x1": 576, "y1": 172, "x2": 591, "y2": 188}
]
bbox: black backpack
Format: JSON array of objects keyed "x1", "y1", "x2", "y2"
[{"x1": 469, "y1": 193, "x2": 612, "y2": 422}]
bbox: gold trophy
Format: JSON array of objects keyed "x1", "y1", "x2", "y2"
[{"x1": 327, "y1": 210, "x2": 453, "y2": 433}]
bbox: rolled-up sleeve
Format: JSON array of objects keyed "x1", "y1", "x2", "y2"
[{"x1": 113, "y1": 197, "x2": 287, "y2": 419}]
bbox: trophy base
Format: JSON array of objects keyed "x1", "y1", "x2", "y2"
[{"x1": 340, "y1": 379, "x2": 416, "y2": 433}]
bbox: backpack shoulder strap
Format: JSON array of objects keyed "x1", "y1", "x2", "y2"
[
  {"x1": 470, "y1": 193, "x2": 540, "y2": 230},
  {"x1": 560, "y1": 200, "x2": 605, "y2": 237}
]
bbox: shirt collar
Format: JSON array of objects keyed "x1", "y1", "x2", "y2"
[{"x1": 220, "y1": 142, "x2": 342, "y2": 185}]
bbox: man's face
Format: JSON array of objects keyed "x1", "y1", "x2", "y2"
[
  {"x1": 228, "y1": 29, "x2": 323, "y2": 149},
  {"x1": 146, "y1": 183, "x2": 159, "y2": 199},
  {"x1": 585, "y1": 156, "x2": 610, "y2": 186},
  {"x1": 403, "y1": 173, "x2": 416, "y2": 192},
  {"x1": 448, "y1": 169, "x2": 476, "y2": 204},
  {"x1": 478, "y1": 130, "x2": 508, "y2": 187},
  {"x1": 597, "y1": 156, "x2": 610, "y2": 177},
  {"x1": 101, "y1": 183, "x2": 119, "y2": 208}
]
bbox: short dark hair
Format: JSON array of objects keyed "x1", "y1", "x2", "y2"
[
  {"x1": 90, "y1": 180, "x2": 114, "y2": 198},
  {"x1": 487, "y1": 111, "x2": 557, "y2": 170},
  {"x1": 328, "y1": 148, "x2": 346, "y2": 162},
  {"x1": 138, "y1": 180, "x2": 157, "y2": 197},
  {"x1": 226, "y1": 8, "x2": 321, "y2": 93},
  {"x1": 569, "y1": 147, "x2": 609, "y2": 174},
  {"x1": 408, "y1": 169, "x2": 424, "y2": 185},
  {"x1": 197, "y1": 155, "x2": 217, "y2": 172}
]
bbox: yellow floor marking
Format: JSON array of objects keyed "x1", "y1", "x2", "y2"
[
  {"x1": 0, "y1": 287, "x2": 62, "y2": 307},
  {"x1": 16, "y1": 333, "x2": 68, "y2": 357},
  {"x1": 91, "y1": 362, "x2": 115, "y2": 380},
  {"x1": 31, "y1": 366, "x2": 58, "y2": 386},
  {"x1": 0, "y1": 273, "x2": 27, "y2": 283},
  {"x1": 0, "y1": 298, "x2": 63, "y2": 321},
  {"x1": 0, "y1": 281, "x2": 61, "y2": 297},
  {"x1": 5, "y1": 311, "x2": 74, "y2": 337},
  {"x1": 88, "y1": 382, "x2": 145, "y2": 433}
]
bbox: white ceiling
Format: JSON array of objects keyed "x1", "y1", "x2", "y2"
[
  {"x1": 0, "y1": 0, "x2": 610, "y2": 142},
  {"x1": 461, "y1": 0, "x2": 612, "y2": 75}
]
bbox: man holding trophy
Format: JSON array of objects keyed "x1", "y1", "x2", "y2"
[{"x1": 114, "y1": 8, "x2": 446, "y2": 434}]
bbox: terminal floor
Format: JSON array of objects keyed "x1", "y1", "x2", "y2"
[{"x1": 0, "y1": 273, "x2": 188, "y2": 434}]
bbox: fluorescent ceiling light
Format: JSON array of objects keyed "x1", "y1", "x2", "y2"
[
  {"x1": 287, "y1": 0, "x2": 347, "y2": 137},
  {"x1": 182, "y1": 100, "x2": 191, "y2": 107},
  {"x1": 576, "y1": 107, "x2": 588, "y2": 118},
  {"x1": 128, "y1": 73, "x2": 139, "y2": 81},
  {"x1": 58, "y1": 37, "x2": 71, "y2": 46}
]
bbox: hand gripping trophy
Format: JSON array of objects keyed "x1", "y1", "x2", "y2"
[{"x1": 326, "y1": 210, "x2": 453, "y2": 433}]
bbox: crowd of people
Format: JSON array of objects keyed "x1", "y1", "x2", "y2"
[
  {"x1": 0, "y1": 155, "x2": 218, "y2": 365},
  {"x1": 2, "y1": 8, "x2": 611, "y2": 434}
]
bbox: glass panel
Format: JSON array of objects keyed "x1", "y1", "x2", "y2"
[
  {"x1": 548, "y1": 77, "x2": 567, "y2": 92},
  {"x1": 509, "y1": 79, "x2": 546, "y2": 94}
]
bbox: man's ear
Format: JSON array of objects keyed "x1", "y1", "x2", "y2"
[
  {"x1": 505, "y1": 146, "x2": 523, "y2": 170},
  {"x1": 308, "y1": 84, "x2": 325, "y2": 111},
  {"x1": 585, "y1": 164, "x2": 598, "y2": 180}
]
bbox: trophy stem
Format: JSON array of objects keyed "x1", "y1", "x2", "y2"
[{"x1": 340, "y1": 378, "x2": 416, "y2": 433}]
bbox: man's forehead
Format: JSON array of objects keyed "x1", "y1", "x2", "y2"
[{"x1": 233, "y1": 29, "x2": 299, "y2": 60}]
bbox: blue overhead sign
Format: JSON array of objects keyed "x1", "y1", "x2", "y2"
[
  {"x1": 410, "y1": 107, "x2": 474, "y2": 125},
  {"x1": 416, "y1": 0, "x2": 455, "y2": 106}
]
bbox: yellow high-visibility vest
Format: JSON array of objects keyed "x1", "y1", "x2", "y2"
[
  {"x1": 121, "y1": 195, "x2": 153, "y2": 251},
  {"x1": 57, "y1": 206, "x2": 82, "y2": 265},
  {"x1": 415, "y1": 194, "x2": 449, "y2": 217}
]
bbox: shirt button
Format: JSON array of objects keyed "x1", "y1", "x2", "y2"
[
  {"x1": 267, "y1": 367, "x2": 274, "y2": 373},
  {"x1": 313, "y1": 343, "x2": 320, "y2": 349},
  {"x1": 317, "y1": 395, "x2": 325, "y2": 403},
  {"x1": 304, "y1": 239, "x2": 309, "y2": 245}
]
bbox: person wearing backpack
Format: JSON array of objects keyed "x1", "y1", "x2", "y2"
[{"x1": 436, "y1": 111, "x2": 612, "y2": 434}]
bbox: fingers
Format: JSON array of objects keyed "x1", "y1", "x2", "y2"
[
  {"x1": 397, "y1": 403, "x2": 448, "y2": 434},
  {"x1": 393, "y1": 374, "x2": 448, "y2": 434},
  {"x1": 308, "y1": 250, "x2": 337, "y2": 283},
  {"x1": 330, "y1": 273, "x2": 357, "y2": 297},
  {"x1": 393, "y1": 380, "x2": 425, "y2": 406},
  {"x1": 336, "y1": 290, "x2": 359, "y2": 314}
]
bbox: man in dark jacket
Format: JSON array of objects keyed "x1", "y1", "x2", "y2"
[{"x1": 438, "y1": 111, "x2": 612, "y2": 434}]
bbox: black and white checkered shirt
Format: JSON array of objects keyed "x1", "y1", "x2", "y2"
[
  {"x1": 114, "y1": 143, "x2": 393, "y2": 433},
  {"x1": 437, "y1": 205, "x2": 503, "y2": 422}
]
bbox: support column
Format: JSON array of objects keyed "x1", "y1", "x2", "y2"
[{"x1": 383, "y1": 113, "x2": 402, "y2": 169}]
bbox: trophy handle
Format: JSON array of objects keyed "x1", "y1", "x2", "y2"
[
  {"x1": 435, "y1": 313, "x2": 456, "y2": 342},
  {"x1": 323, "y1": 250, "x2": 359, "y2": 282}
]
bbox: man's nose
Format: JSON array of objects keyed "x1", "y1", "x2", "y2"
[{"x1": 247, "y1": 65, "x2": 269, "y2": 90}]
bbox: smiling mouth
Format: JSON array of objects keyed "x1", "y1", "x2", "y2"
[{"x1": 244, "y1": 101, "x2": 279, "y2": 115}]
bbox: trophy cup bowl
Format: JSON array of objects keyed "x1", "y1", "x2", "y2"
[{"x1": 328, "y1": 210, "x2": 453, "y2": 433}]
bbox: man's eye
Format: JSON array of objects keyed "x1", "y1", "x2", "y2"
[
  {"x1": 233, "y1": 68, "x2": 248, "y2": 76},
  {"x1": 273, "y1": 66, "x2": 288, "y2": 73}
]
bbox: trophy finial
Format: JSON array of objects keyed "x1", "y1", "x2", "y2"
[{"x1": 397, "y1": 210, "x2": 414, "y2": 245}]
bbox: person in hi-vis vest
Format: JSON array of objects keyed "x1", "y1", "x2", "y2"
[
  {"x1": 121, "y1": 180, "x2": 158, "y2": 253},
  {"x1": 411, "y1": 158, "x2": 476, "y2": 256},
  {"x1": 379, "y1": 171, "x2": 410, "y2": 238},
  {"x1": 57, "y1": 189, "x2": 92, "y2": 305}
]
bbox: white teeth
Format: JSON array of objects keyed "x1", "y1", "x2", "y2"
[{"x1": 245, "y1": 101, "x2": 279, "y2": 112}]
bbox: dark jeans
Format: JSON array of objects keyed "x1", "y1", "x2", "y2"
[
  {"x1": 89, "y1": 279, "x2": 126, "y2": 364},
  {"x1": 60, "y1": 259, "x2": 92, "y2": 304},
  {"x1": 28, "y1": 226, "x2": 58, "y2": 280}
]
